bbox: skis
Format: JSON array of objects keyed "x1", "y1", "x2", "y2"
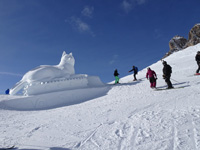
[
  {"x1": 154, "y1": 86, "x2": 185, "y2": 91},
  {"x1": 194, "y1": 73, "x2": 200, "y2": 75},
  {"x1": 0, "y1": 146, "x2": 15, "y2": 150}
]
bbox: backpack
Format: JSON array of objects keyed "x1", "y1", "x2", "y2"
[
  {"x1": 135, "y1": 67, "x2": 138, "y2": 73},
  {"x1": 168, "y1": 65, "x2": 172, "y2": 74},
  {"x1": 165, "y1": 65, "x2": 172, "y2": 74}
]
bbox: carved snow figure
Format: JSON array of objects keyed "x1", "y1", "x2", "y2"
[
  {"x1": 10, "y1": 51, "x2": 104, "y2": 96},
  {"x1": 23, "y1": 51, "x2": 75, "y2": 82}
]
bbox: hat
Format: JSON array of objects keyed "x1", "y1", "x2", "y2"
[{"x1": 162, "y1": 61, "x2": 167, "y2": 65}]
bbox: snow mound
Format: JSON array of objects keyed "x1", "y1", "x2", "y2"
[{"x1": 1, "y1": 85, "x2": 110, "y2": 110}]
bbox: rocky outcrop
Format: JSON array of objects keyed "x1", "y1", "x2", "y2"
[
  {"x1": 169, "y1": 35, "x2": 187, "y2": 51},
  {"x1": 187, "y1": 24, "x2": 200, "y2": 46},
  {"x1": 163, "y1": 24, "x2": 200, "y2": 58}
]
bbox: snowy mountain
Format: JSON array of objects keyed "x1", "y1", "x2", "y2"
[{"x1": 0, "y1": 44, "x2": 200, "y2": 150}]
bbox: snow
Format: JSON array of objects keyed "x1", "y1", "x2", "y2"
[
  {"x1": 9, "y1": 51, "x2": 105, "y2": 96},
  {"x1": 1, "y1": 44, "x2": 200, "y2": 149}
]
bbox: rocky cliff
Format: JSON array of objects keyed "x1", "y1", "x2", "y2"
[{"x1": 163, "y1": 24, "x2": 200, "y2": 58}]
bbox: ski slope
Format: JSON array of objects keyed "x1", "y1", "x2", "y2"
[{"x1": 0, "y1": 44, "x2": 200, "y2": 150}]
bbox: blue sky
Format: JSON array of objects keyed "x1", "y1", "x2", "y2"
[{"x1": 0, "y1": 0, "x2": 200, "y2": 93}]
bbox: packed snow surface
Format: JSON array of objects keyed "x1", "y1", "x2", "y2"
[{"x1": 1, "y1": 44, "x2": 200, "y2": 149}]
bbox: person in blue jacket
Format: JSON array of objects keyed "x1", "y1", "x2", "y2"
[
  {"x1": 5, "y1": 89, "x2": 10, "y2": 95},
  {"x1": 129, "y1": 66, "x2": 138, "y2": 81}
]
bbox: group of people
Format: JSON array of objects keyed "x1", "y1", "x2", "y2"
[
  {"x1": 146, "y1": 61, "x2": 173, "y2": 89},
  {"x1": 114, "y1": 65, "x2": 138, "y2": 84},
  {"x1": 113, "y1": 61, "x2": 173, "y2": 89},
  {"x1": 114, "y1": 51, "x2": 200, "y2": 89}
]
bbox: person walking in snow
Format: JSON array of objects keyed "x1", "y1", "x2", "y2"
[
  {"x1": 114, "y1": 69, "x2": 120, "y2": 84},
  {"x1": 195, "y1": 51, "x2": 200, "y2": 74},
  {"x1": 129, "y1": 66, "x2": 138, "y2": 81},
  {"x1": 146, "y1": 67, "x2": 157, "y2": 88},
  {"x1": 5, "y1": 88, "x2": 9, "y2": 95},
  {"x1": 162, "y1": 61, "x2": 173, "y2": 89}
]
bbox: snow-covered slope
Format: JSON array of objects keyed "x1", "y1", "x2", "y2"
[{"x1": 0, "y1": 44, "x2": 200, "y2": 150}]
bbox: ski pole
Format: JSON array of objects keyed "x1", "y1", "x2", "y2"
[{"x1": 171, "y1": 78, "x2": 180, "y2": 83}]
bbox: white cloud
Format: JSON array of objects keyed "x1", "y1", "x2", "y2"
[
  {"x1": 75, "y1": 18, "x2": 90, "y2": 32},
  {"x1": 136, "y1": 0, "x2": 147, "y2": 5},
  {"x1": 81, "y1": 6, "x2": 94, "y2": 18},
  {"x1": 121, "y1": 0, "x2": 133, "y2": 13},
  {"x1": 66, "y1": 6, "x2": 95, "y2": 37},
  {"x1": 0, "y1": 72, "x2": 23, "y2": 77},
  {"x1": 121, "y1": 0, "x2": 148, "y2": 13},
  {"x1": 109, "y1": 54, "x2": 119, "y2": 65},
  {"x1": 67, "y1": 17, "x2": 95, "y2": 36}
]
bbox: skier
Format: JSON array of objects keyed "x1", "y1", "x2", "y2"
[
  {"x1": 5, "y1": 88, "x2": 9, "y2": 95},
  {"x1": 114, "y1": 69, "x2": 120, "y2": 84},
  {"x1": 146, "y1": 67, "x2": 157, "y2": 88},
  {"x1": 129, "y1": 66, "x2": 138, "y2": 81},
  {"x1": 195, "y1": 51, "x2": 200, "y2": 74},
  {"x1": 162, "y1": 61, "x2": 173, "y2": 89}
]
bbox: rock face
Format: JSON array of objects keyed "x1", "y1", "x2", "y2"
[
  {"x1": 169, "y1": 35, "x2": 187, "y2": 51},
  {"x1": 163, "y1": 24, "x2": 200, "y2": 58},
  {"x1": 187, "y1": 24, "x2": 200, "y2": 46}
]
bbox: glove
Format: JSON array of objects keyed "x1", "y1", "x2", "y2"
[{"x1": 162, "y1": 74, "x2": 165, "y2": 79}]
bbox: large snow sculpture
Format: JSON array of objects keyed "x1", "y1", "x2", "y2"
[{"x1": 10, "y1": 51, "x2": 104, "y2": 96}]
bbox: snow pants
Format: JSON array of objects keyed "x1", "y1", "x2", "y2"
[
  {"x1": 115, "y1": 76, "x2": 119, "y2": 84},
  {"x1": 133, "y1": 73, "x2": 137, "y2": 81},
  {"x1": 165, "y1": 76, "x2": 173, "y2": 88},
  {"x1": 149, "y1": 77, "x2": 156, "y2": 88},
  {"x1": 196, "y1": 61, "x2": 200, "y2": 73}
]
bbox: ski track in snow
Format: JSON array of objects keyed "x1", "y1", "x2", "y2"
[{"x1": 0, "y1": 44, "x2": 200, "y2": 149}]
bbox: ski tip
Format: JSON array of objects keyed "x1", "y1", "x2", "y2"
[{"x1": 195, "y1": 73, "x2": 200, "y2": 75}]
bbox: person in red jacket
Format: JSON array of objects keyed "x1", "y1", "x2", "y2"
[{"x1": 146, "y1": 67, "x2": 157, "y2": 88}]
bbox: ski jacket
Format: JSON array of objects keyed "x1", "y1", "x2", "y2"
[
  {"x1": 129, "y1": 67, "x2": 138, "y2": 74},
  {"x1": 163, "y1": 64, "x2": 172, "y2": 76},
  {"x1": 5, "y1": 89, "x2": 9, "y2": 95},
  {"x1": 146, "y1": 69, "x2": 157, "y2": 79},
  {"x1": 114, "y1": 70, "x2": 119, "y2": 76},
  {"x1": 196, "y1": 53, "x2": 200, "y2": 63}
]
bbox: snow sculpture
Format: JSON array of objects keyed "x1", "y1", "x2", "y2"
[{"x1": 10, "y1": 51, "x2": 104, "y2": 96}]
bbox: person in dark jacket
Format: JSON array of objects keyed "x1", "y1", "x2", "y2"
[
  {"x1": 114, "y1": 69, "x2": 120, "y2": 84},
  {"x1": 162, "y1": 61, "x2": 173, "y2": 89},
  {"x1": 129, "y1": 66, "x2": 138, "y2": 81},
  {"x1": 195, "y1": 51, "x2": 200, "y2": 74}
]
